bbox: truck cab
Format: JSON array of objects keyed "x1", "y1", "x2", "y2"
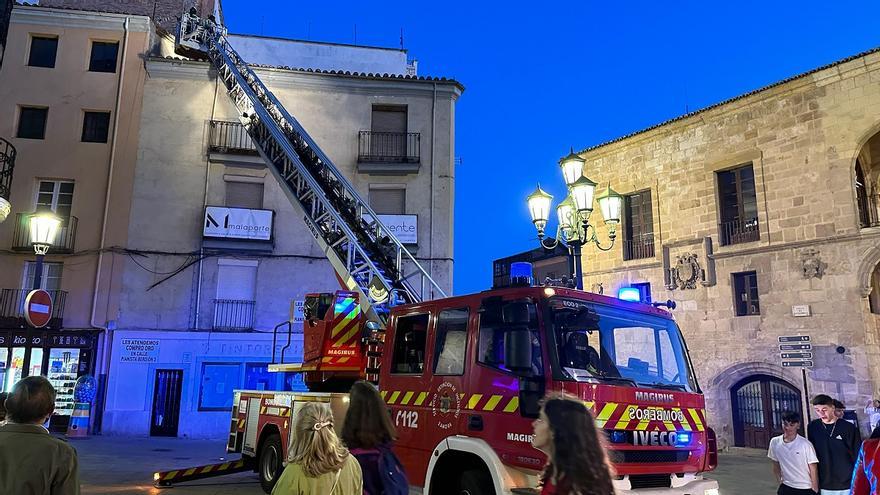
[{"x1": 379, "y1": 285, "x2": 719, "y2": 495}]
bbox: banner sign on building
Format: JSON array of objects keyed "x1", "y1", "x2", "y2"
[
  {"x1": 376, "y1": 214, "x2": 418, "y2": 244},
  {"x1": 120, "y1": 338, "x2": 161, "y2": 363},
  {"x1": 204, "y1": 206, "x2": 274, "y2": 241}
]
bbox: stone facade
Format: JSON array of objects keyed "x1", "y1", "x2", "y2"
[{"x1": 567, "y1": 47, "x2": 880, "y2": 448}]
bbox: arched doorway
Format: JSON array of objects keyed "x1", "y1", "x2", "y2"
[{"x1": 731, "y1": 375, "x2": 803, "y2": 449}]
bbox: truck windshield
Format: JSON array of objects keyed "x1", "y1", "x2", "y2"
[{"x1": 548, "y1": 298, "x2": 696, "y2": 392}]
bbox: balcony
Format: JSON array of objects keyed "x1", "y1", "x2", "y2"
[
  {"x1": 212, "y1": 299, "x2": 255, "y2": 331},
  {"x1": 622, "y1": 233, "x2": 655, "y2": 261},
  {"x1": 207, "y1": 121, "x2": 264, "y2": 166},
  {"x1": 0, "y1": 288, "x2": 67, "y2": 329},
  {"x1": 719, "y1": 217, "x2": 760, "y2": 246},
  {"x1": 0, "y1": 137, "x2": 15, "y2": 205},
  {"x1": 11, "y1": 213, "x2": 77, "y2": 253},
  {"x1": 357, "y1": 131, "x2": 420, "y2": 174}
]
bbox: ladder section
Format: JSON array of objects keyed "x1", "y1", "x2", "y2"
[{"x1": 176, "y1": 13, "x2": 446, "y2": 324}]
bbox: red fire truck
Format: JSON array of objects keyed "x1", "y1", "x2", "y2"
[{"x1": 223, "y1": 285, "x2": 719, "y2": 495}]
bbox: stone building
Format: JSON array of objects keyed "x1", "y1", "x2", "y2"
[
  {"x1": 0, "y1": 4, "x2": 151, "y2": 431},
  {"x1": 563, "y1": 47, "x2": 880, "y2": 449}
]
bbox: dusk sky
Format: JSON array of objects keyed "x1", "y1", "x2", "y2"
[{"x1": 222, "y1": 0, "x2": 880, "y2": 296}]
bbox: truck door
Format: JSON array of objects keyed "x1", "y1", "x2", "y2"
[
  {"x1": 467, "y1": 298, "x2": 545, "y2": 470},
  {"x1": 383, "y1": 311, "x2": 433, "y2": 484}
]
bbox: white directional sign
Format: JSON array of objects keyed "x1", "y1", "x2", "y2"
[{"x1": 779, "y1": 335, "x2": 813, "y2": 368}]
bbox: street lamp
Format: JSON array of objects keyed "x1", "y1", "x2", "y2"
[
  {"x1": 526, "y1": 149, "x2": 622, "y2": 290},
  {"x1": 29, "y1": 212, "x2": 60, "y2": 289}
]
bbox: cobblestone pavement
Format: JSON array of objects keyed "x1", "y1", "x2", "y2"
[{"x1": 72, "y1": 435, "x2": 775, "y2": 494}]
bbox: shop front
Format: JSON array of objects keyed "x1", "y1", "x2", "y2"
[{"x1": 0, "y1": 330, "x2": 98, "y2": 430}]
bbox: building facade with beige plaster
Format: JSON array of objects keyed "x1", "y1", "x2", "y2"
[
  {"x1": 562, "y1": 47, "x2": 880, "y2": 449},
  {"x1": 0, "y1": 4, "x2": 150, "y2": 430}
]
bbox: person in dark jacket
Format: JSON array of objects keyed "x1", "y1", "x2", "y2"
[
  {"x1": 851, "y1": 438, "x2": 880, "y2": 494},
  {"x1": 807, "y1": 394, "x2": 861, "y2": 495},
  {"x1": 341, "y1": 381, "x2": 402, "y2": 495},
  {"x1": 0, "y1": 376, "x2": 80, "y2": 495}
]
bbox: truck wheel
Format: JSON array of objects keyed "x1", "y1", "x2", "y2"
[
  {"x1": 459, "y1": 468, "x2": 494, "y2": 495},
  {"x1": 259, "y1": 433, "x2": 283, "y2": 493}
]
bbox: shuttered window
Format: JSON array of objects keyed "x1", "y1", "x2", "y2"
[
  {"x1": 623, "y1": 190, "x2": 654, "y2": 260},
  {"x1": 369, "y1": 187, "x2": 406, "y2": 215},
  {"x1": 225, "y1": 181, "x2": 263, "y2": 209},
  {"x1": 371, "y1": 105, "x2": 407, "y2": 133}
]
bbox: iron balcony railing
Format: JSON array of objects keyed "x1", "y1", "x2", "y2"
[
  {"x1": 719, "y1": 217, "x2": 760, "y2": 246},
  {"x1": 357, "y1": 131, "x2": 420, "y2": 163},
  {"x1": 622, "y1": 233, "x2": 655, "y2": 261},
  {"x1": 11, "y1": 213, "x2": 77, "y2": 253},
  {"x1": 0, "y1": 137, "x2": 15, "y2": 202},
  {"x1": 212, "y1": 299, "x2": 255, "y2": 331},
  {"x1": 208, "y1": 120, "x2": 258, "y2": 155},
  {"x1": 0, "y1": 288, "x2": 66, "y2": 328}
]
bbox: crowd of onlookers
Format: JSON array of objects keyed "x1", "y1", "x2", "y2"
[
  {"x1": 769, "y1": 394, "x2": 880, "y2": 495},
  {"x1": 10, "y1": 375, "x2": 880, "y2": 495}
]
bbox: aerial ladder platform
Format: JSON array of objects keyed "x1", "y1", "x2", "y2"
[{"x1": 176, "y1": 11, "x2": 445, "y2": 336}]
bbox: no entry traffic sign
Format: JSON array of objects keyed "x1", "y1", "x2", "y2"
[{"x1": 24, "y1": 289, "x2": 53, "y2": 328}]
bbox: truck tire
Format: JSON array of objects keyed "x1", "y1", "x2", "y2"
[
  {"x1": 258, "y1": 433, "x2": 283, "y2": 493},
  {"x1": 459, "y1": 468, "x2": 494, "y2": 495}
]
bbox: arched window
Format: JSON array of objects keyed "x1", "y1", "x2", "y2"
[{"x1": 856, "y1": 160, "x2": 875, "y2": 227}]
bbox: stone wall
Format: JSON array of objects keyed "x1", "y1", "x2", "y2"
[{"x1": 572, "y1": 48, "x2": 880, "y2": 446}]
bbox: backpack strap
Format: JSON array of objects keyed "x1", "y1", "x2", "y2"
[{"x1": 330, "y1": 468, "x2": 342, "y2": 493}]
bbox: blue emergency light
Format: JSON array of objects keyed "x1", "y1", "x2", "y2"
[
  {"x1": 673, "y1": 431, "x2": 692, "y2": 446},
  {"x1": 510, "y1": 262, "x2": 534, "y2": 286},
  {"x1": 618, "y1": 287, "x2": 641, "y2": 302}
]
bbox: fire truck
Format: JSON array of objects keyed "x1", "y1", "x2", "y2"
[{"x1": 164, "y1": 10, "x2": 720, "y2": 495}]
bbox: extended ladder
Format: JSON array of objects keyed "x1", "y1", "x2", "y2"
[{"x1": 176, "y1": 13, "x2": 445, "y2": 325}]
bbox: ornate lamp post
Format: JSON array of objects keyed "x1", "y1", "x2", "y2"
[
  {"x1": 29, "y1": 212, "x2": 61, "y2": 289},
  {"x1": 526, "y1": 149, "x2": 622, "y2": 290}
]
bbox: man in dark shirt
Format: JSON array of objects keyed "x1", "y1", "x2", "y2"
[{"x1": 807, "y1": 394, "x2": 861, "y2": 495}]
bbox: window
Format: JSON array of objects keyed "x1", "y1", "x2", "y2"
[
  {"x1": 28, "y1": 36, "x2": 58, "y2": 68},
  {"x1": 36, "y1": 181, "x2": 74, "y2": 220},
  {"x1": 477, "y1": 300, "x2": 543, "y2": 375},
  {"x1": 370, "y1": 105, "x2": 407, "y2": 159},
  {"x1": 216, "y1": 259, "x2": 257, "y2": 301},
  {"x1": 17, "y1": 107, "x2": 48, "y2": 139},
  {"x1": 199, "y1": 363, "x2": 241, "y2": 410},
  {"x1": 856, "y1": 161, "x2": 876, "y2": 228},
  {"x1": 369, "y1": 187, "x2": 405, "y2": 215},
  {"x1": 623, "y1": 190, "x2": 654, "y2": 260},
  {"x1": 630, "y1": 282, "x2": 652, "y2": 304},
  {"x1": 244, "y1": 363, "x2": 276, "y2": 391},
  {"x1": 371, "y1": 105, "x2": 407, "y2": 134},
  {"x1": 611, "y1": 325, "x2": 684, "y2": 384},
  {"x1": 81, "y1": 111, "x2": 111, "y2": 143},
  {"x1": 433, "y1": 308, "x2": 469, "y2": 375},
  {"x1": 733, "y1": 271, "x2": 760, "y2": 316},
  {"x1": 88, "y1": 41, "x2": 119, "y2": 72},
  {"x1": 717, "y1": 164, "x2": 759, "y2": 245},
  {"x1": 390, "y1": 314, "x2": 429, "y2": 374},
  {"x1": 225, "y1": 181, "x2": 264, "y2": 209},
  {"x1": 23, "y1": 261, "x2": 63, "y2": 290}
]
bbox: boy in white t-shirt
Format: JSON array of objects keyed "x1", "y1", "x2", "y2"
[{"x1": 768, "y1": 411, "x2": 819, "y2": 495}]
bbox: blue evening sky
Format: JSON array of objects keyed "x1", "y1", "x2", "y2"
[{"x1": 222, "y1": 1, "x2": 880, "y2": 295}]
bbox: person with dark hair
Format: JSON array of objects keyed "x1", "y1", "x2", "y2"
[
  {"x1": 0, "y1": 376, "x2": 80, "y2": 494},
  {"x1": 531, "y1": 394, "x2": 615, "y2": 495},
  {"x1": 832, "y1": 400, "x2": 845, "y2": 421},
  {"x1": 341, "y1": 381, "x2": 408, "y2": 495},
  {"x1": 768, "y1": 411, "x2": 818, "y2": 494},
  {"x1": 808, "y1": 394, "x2": 861, "y2": 495}
]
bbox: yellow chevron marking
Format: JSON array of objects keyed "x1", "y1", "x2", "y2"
[
  {"x1": 688, "y1": 408, "x2": 705, "y2": 431},
  {"x1": 388, "y1": 391, "x2": 401, "y2": 404},
  {"x1": 260, "y1": 407, "x2": 267, "y2": 414},
  {"x1": 468, "y1": 394, "x2": 483, "y2": 410},
  {"x1": 636, "y1": 418, "x2": 651, "y2": 431},
  {"x1": 184, "y1": 468, "x2": 196, "y2": 477},
  {"x1": 337, "y1": 324, "x2": 361, "y2": 346},
  {"x1": 663, "y1": 420, "x2": 676, "y2": 431},
  {"x1": 483, "y1": 395, "x2": 503, "y2": 411},
  {"x1": 413, "y1": 392, "x2": 428, "y2": 406},
  {"x1": 613, "y1": 405, "x2": 637, "y2": 430},
  {"x1": 165, "y1": 471, "x2": 179, "y2": 480},
  {"x1": 202, "y1": 464, "x2": 214, "y2": 473},
  {"x1": 338, "y1": 357, "x2": 350, "y2": 364},
  {"x1": 596, "y1": 402, "x2": 618, "y2": 422},
  {"x1": 584, "y1": 401, "x2": 596, "y2": 412},
  {"x1": 401, "y1": 391, "x2": 415, "y2": 405},
  {"x1": 503, "y1": 396, "x2": 519, "y2": 413},
  {"x1": 380, "y1": 391, "x2": 387, "y2": 399}
]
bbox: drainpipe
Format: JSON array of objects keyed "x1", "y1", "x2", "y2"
[
  {"x1": 430, "y1": 82, "x2": 436, "y2": 296},
  {"x1": 91, "y1": 16, "x2": 131, "y2": 433},
  {"x1": 195, "y1": 75, "x2": 220, "y2": 329}
]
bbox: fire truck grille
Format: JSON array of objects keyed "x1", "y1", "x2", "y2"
[
  {"x1": 628, "y1": 473, "x2": 673, "y2": 489},
  {"x1": 609, "y1": 450, "x2": 690, "y2": 464}
]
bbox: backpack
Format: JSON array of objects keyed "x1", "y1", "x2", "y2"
[{"x1": 351, "y1": 446, "x2": 409, "y2": 495}]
